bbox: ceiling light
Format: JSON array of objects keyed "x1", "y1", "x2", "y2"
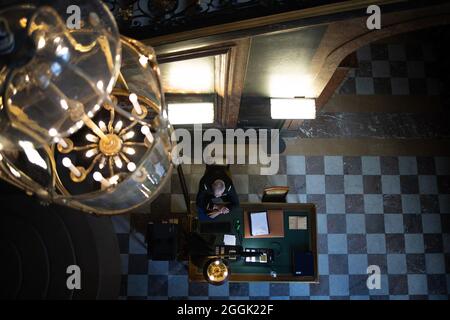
[
  {"x1": 270, "y1": 98, "x2": 316, "y2": 119},
  {"x1": 161, "y1": 57, "x2": 214, "y2": 94},
  {"x1": 168, "y1": 103, "x2": 214, "y2": 124}
]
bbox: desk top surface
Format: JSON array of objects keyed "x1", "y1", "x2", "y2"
[{"x1": 189, "y1": 202, "x2": 318, "y2": 282}]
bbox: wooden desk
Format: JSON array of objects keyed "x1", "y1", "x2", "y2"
[{"x1": 188, "y1": 202, "x2": 318, "y2": 283}]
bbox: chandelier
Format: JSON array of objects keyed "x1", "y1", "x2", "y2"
[{"x1": 0, "y1": 1, "x2": 173, "y2": 214}]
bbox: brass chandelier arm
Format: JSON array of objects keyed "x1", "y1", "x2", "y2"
[
  {"x1": 119, "y1": 152, "x2": 130, "y2": 164},
  {"x1": 85, "y1": 153, "x2": 103, "y2": 176},
  {"x1": 117, "y1": 71, "x2": 130, "y2": 91},
  {"x1": 82, "y1": 115, "x2": 108, "y2": 141},
  {"x1": 66, "y1": 31, "x2": 98, "y2": 53},
  {"x1": 48, "y1": 145, "x2": 71, "y2": 197},
  {"x1": 123, "y1": 141, "x2": 146, "y2": 147},
  {"x1": 27, "y1": 11, "x2": 98, "y2": 53},
  {"x1": 96, "y1": 35, "x2": 115, "y2": 75},
  {"x1": 72, "y1": 144, "x2": 98, "y2": 151},
  {"x1": 119, "y1": 120, "x2": 139, "y2": 136},
  {"x1": 108, "y1": 156, "x2": 115, "y2": 177},
  {"x1": 107, "y1": 105, "x2": 115, "y2": 132},
  {"x1": 0, "y1": 159, "x2": 40, "y2": 194}
]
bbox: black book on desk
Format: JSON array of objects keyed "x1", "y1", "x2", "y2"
[{"x1": 292, "y1": 250, "x2": 314, "y2": 276}]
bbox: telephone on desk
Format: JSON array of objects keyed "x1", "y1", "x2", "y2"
[{"x1": 214, "y1": 245, "x2": 274, "y2": 264}]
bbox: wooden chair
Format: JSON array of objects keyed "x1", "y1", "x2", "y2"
[{"x1": 262, "y1": 186, "x2": 289, "y2": 203}]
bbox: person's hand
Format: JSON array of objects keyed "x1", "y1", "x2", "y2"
[
  {"x1": 220, "y1": 207, "x2": 229, "y2": 214},
  {"x1": 207, "y1": 210, "x2": 221, "y2": 219}
]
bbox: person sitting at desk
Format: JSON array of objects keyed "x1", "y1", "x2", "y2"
[{"x1": 196, "y1": 167, "x2": 239, "y2": 220}]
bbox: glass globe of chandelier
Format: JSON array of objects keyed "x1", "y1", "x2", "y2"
[{"x1": 0, "y1": 1, "x2": 173, "y2": 214}]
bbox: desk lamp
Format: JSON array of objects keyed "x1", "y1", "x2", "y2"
[{"x1": 203, "y1": 258, "x2": 229, "y2": 286}]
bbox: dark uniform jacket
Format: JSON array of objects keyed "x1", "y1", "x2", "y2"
[{"x1": 196, "y1": 169, "x2": 239, "y2": 212}]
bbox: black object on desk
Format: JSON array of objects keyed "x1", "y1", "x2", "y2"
[
  {"x1": 292, "y1": 250, "x2": 314, "y2": 276},
  {"x1": 147, "y1": 223, "x2": 178, "y2": 260},
  {"x1": 199, "y1": 221, "x2": 232, "y2": 234}
]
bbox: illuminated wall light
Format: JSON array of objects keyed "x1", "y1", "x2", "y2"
[
  {"x1": 94, "y1": 104, "x2": 101, "y2": 112},
  {"x1": 87, "y1": 111, "x2": 94, "y2": 118},
  {"x1": 168, "y1": 103, "x2": 214, "y2": 124},
  {"x1": 163, "y1": 58, "x2": 214, "y2": 93},
  {"x1": 270, "y1": 98, "x2": 316, "y2": 119},
  {"x1": 76, "y1": 121, "x2": 84, "y2": 129},
  {"x1": 269, "y1": 75, "x2": 314, "y2": 98}
]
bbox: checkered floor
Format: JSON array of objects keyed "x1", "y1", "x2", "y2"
[
  {"x1": 338, "y1": 42, "x2": 442, "y2": 96},
  {"x1": 112, "y1": 38, "x2": 449, "y2": 299},
  {"x1": 113, "y1": 155, "x2": 450, "y2": 300}
]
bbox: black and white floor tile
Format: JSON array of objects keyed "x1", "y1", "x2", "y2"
[{"x1": 113, "y1": 155, "x2": 450, "y2": 300}]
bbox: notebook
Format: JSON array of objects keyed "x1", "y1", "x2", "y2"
[
  {"x1": 249, "y1": 211, "x2": 269, "y2": 236},
  {"x1": 289, "y1": 216, "x2": 307, "y2": 230},
  {"x1": 244, "y1": 209, "x2": 284, "y2": 239}
]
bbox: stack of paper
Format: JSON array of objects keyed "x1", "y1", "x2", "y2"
[
  {"x1": 289, "y1": 216, "x2": 307, "y2": 230},
  {"x1": 250, "y1": 212, "x2": 269, "y2": 236},
  {"x1": 223, "y1": 234, "x2": 236, "y2": 246}
]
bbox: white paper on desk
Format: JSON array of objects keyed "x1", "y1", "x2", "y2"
[
  {"x1": 223, "y1": 234, "x2": 236, "y2": 246},
  {"x1": 250, "y1": 211, "x2": 269, "y2": 236}
]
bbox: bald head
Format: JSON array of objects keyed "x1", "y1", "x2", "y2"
[{"x1": 212, "y1": 179, "x2": 225, "y2": 197}]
